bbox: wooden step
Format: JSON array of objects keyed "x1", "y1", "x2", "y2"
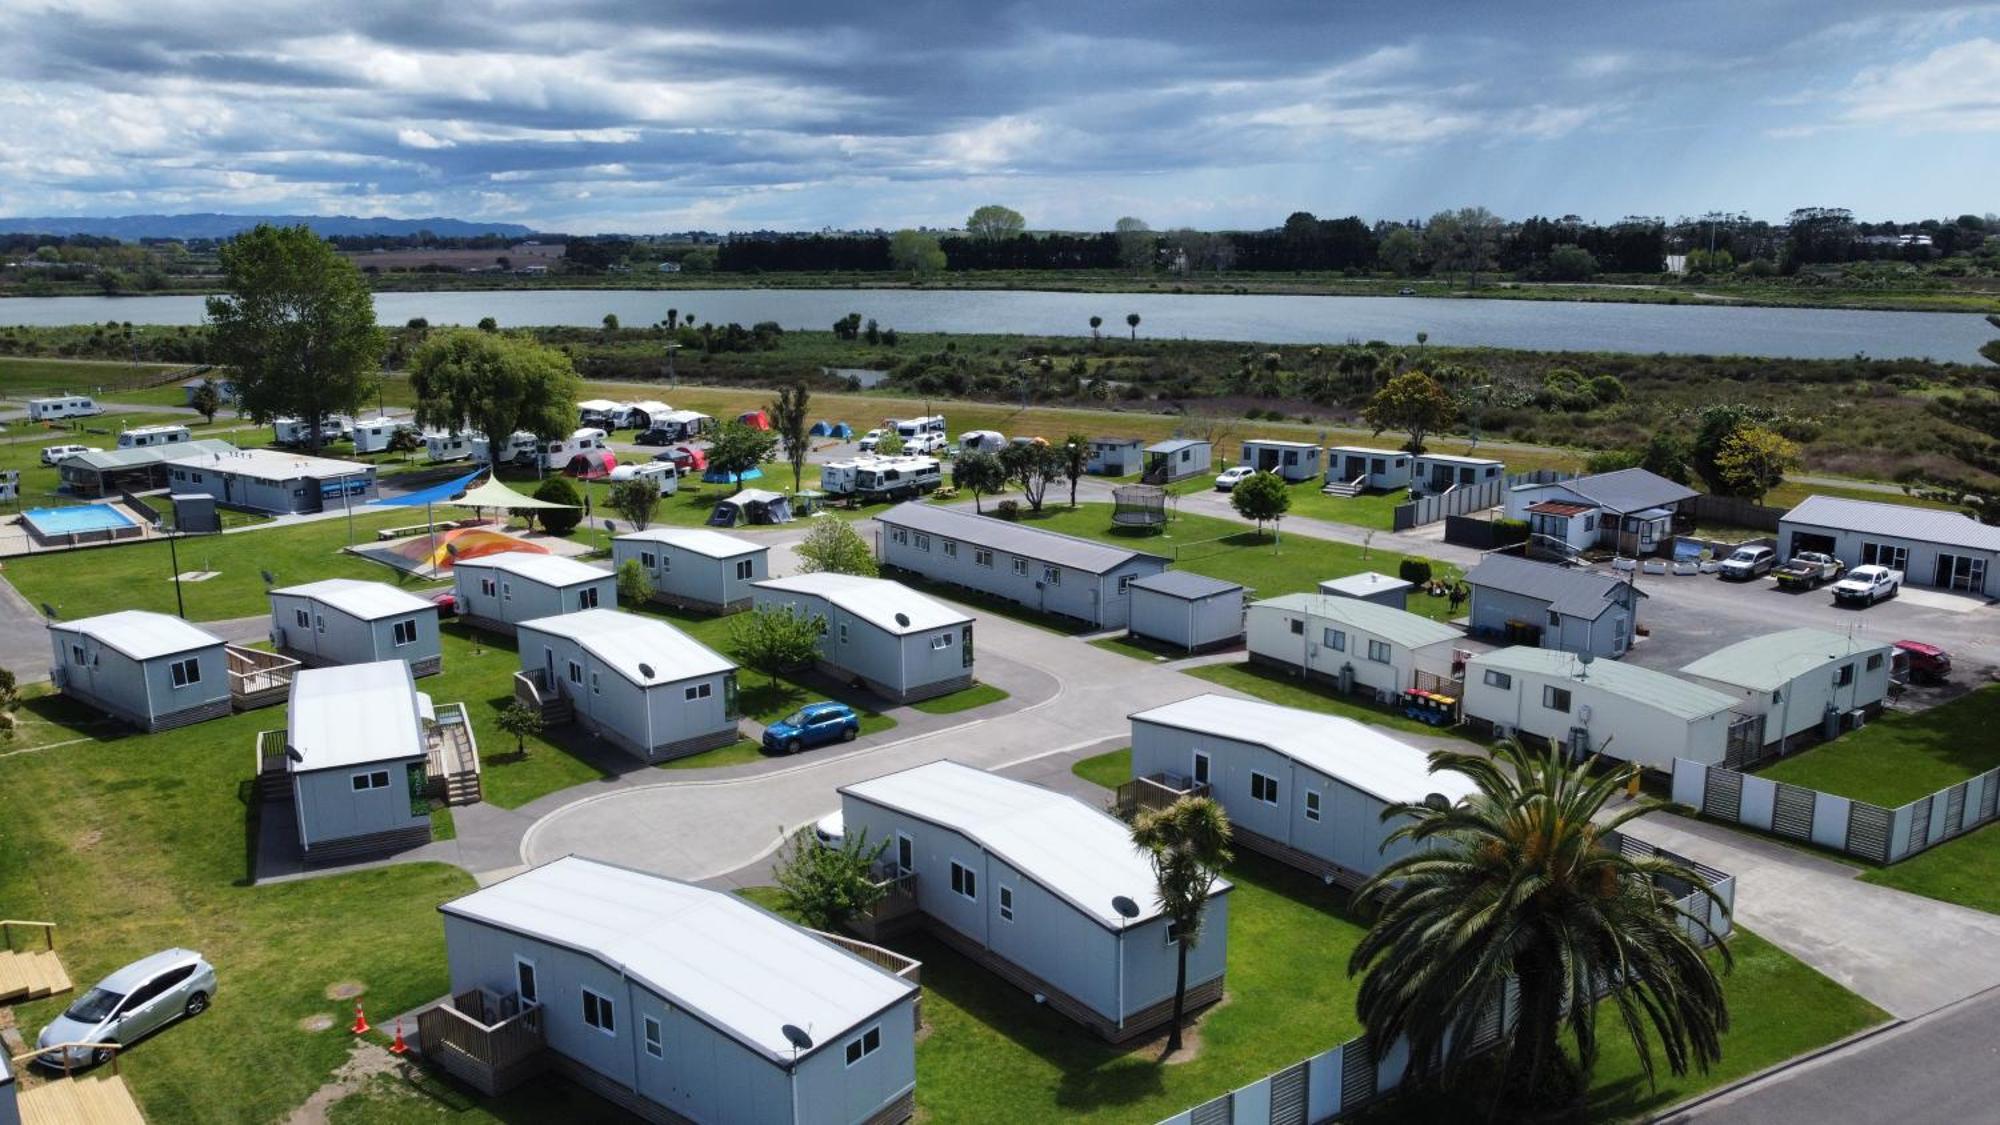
[
  {"x1": 19, "y1": 1074, "x2": 146, "y2": 1125},
  {"x1": 0, "y1": 949, "x2": 70, "y2": 1003}
]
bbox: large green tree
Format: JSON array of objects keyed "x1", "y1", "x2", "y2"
[
  {"x1": 1363, "y1": 371, "x2": 1458, "y2": 455},
  {"x1": 1131, "y1": 797, "x2": 1233, "y2": 1056},
  {"x1": 704, "y1": 420, "x2": 780, "y2": 493},
  {"x1": 408, "y1": 329, "x2": 581, "y2": 472},
  {"x1": 1230, "y1": 470, "x2": 1291, "y2": 535},
  {"x1": 1714, "y1": 425, "x2": 1798, "y2": 504},
  {"x1": 952, "y1": 451, "x2": 1008, "y2": 513},
  {"x1": 889, "y1": 230, "x2": 946, "y2": 278},
  {"x1": 1001, "y1": 441, "x2": 1065, "y2": 514},
  {"x1": 774, "y1": 827, "x2": 889, "y2": 931},
  {"x1": 730, "y1": 604, "x2": 824, "y2": 687},
  {"x1": 795, "y1": 519, "x2": 879, "y2": 577},
  {"x1": 965, "y1": 204, "x2": 1026, "y2": 241},
  {"x1": 768, "y1": 381, "x2": 814, "y2": 494},
  {"x1": 1350, "y1": 741, "x2": 1731, "y2": 1113},
  {"x1": 205, "y1": 224, "x2": 384, "y2": 451}
]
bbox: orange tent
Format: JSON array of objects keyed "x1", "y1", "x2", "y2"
[{"x1": 391, "y1": 527, "x2": 550, "y2": 572}]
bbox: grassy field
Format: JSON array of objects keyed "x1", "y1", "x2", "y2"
[
  {"x1": 1757, "y1": 687, "x2": 2000, "y2": 808},
  {"x1": 1182, "y1": 661, "x2": 1477, "y2": 742},
  {"x1": 907, "y1": 681, "x2": 1009, "y2": 714}
]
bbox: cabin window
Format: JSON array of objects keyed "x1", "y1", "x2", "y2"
[
  {"x1": 1166, "y1": 921, "x2": 1183, "y2": 945},
  {"x1": 1866, "y1": 653, "x2": 1884, "y2": 671},
  {"x1": 891, "y1": 528, "x2": 908, "y2": 545},
  {"x1": 169, "y1": 657, "x2": 202, "y2": 688},
  {"x1": 502, "y1": 582, "x2": 513, "y2": 600},
  {"x1": 590, "y1": 673, "x2": 601, "y2": 695},
  {"x1": 1012, "y1": 557, "x2": 1028, "y2": 576},
  {"x1": 944, "y1": 540, "x2": 957, "y2": 558},
  {"x1": 1304, "y1": 790, "x2": 1322, "y2": 821},
  {"x1": 844, "y1": 1025, "x2": 882, "y2": 1067},
  {"x1": 1483, "y1": 670, "x2": 1512, "y2": 690},
  {"x1": 567, "y1": 661, "x2": 583, "y2": 685},
  {"x1": 838, "y1": 623, "x2": 849, "y2": 645},
  {"x1": 1834, "y1": 663, "x2": 1854, "y2": 688},
  {"x1": 1367, "y1": 640, "x2": 1392, "y2": 664},
  {"x1": 915, "y1": 533, "x2": 931, "y2": 551},
  {"x1": 950, "y1": 860, "x2": 978, "y2": 901},
  {"x1": 976, "y1": 548, "x2": 994, "y2": 568},
  {"x1": 998, "y1": 885, "x2": 1014, "y2": 922},
  {"x1": 515, "y1": 957, "x2": 538, "y2": 1004},
  {"x1": 581, "y1": 988, "x2": 616, "y2": 1035},
  {"x1": 1543, "y1": 686, "x2": 1572, "y2": 713},
  {"x1": 684, "y1": 682, "x2": 713, "y2": 701},
  {"x1": 640, "y1": 551, "x2": 657, "y2": 569},
  {"x1": 1251, "y1": 771, "x2": 1279, "y2": 805},
  {"x1": 393, "y1": 619, "x2": 418, "y2": 647},
  {"x1": 896, "y1": 833, "x2": 914, "y2": 875},
  {"x1": 660, "y1": 555, "x2": 673, "y2": 573},
  {"x1": 578, "y1": 587, "x2": 599, "y2": 610},
  {"x1": 70, "y1": 644, "x2": 86, "y2": 665},
  {"x1": 1117, "y1": 574, "x2": 1132, "y2": 594},
  {"x1": 1289, "y1": 618, "x2": 1304, "y2": 636},
  {"x1": 1324, "y1": 627, "x2": 1345, "y2": 650},
  {"x1": 931, "y1": 632, "x2": 953, "y2": 650},
  {"x1": 735, "y1": 559, "x2": 754, "y2": 580},
  {"x1": 1193, "y1": 752, "x2": 1210, "y2": 786},
  {"x1": 1042, "y1": 565, "x2": 1061, "y2": 585},
  {"x1": 315, "y1": 614, "x2": 326, "y2": 633},
  {"x1": 294, "y1": 608, "x2": 310, "y2": 629},
  {"x1": 1546, "y1": 610, "x2": 1561, "y2": 628},
  {"x1": 1583, "y1": 514, "x2": 1597, "y2": 532},
  {"x1": 480, "y1": 578, "x2": 497, "y2": 597},
  {"x1": 351, "y1": 770, "x2": 390, "y2": 791},
  {"x1": 643, "y1": 1016, "x2": 663, "y2": 1058}
]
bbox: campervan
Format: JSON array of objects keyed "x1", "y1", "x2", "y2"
[
  {"x1": 893, "y1": 415, "x2": 947, "y2": 441},
  {"x1": 958, "y1": 430, "x2": 1007, "y2": 455},
  {"x1": 470, "y1": 430, "x2": 538, "y2": 465},
  {"x1": 576, "y1": 399, "x2": 626, "y2": 426},
  {"x1": 117, "y1": 424, "x2": 192, "y2": 449},
  {"x1": 539, "y1": 428, "x2": 608, "y2": 470},
  {"x1": 818, "y1": 457, "x2": 877, "y2": 497},
  {"x1": 640, "y1": 410, "x2": 710, "y2": 442},
  {"x1": 853, "y1": 456, "x2": 942, "y2": 500},
  {"x1": 608, "y1": 460, "x2": 680, "y2": 495},
  {"x1": 424, "y1": 431, "x2": 473, "y2": 464},
  {"x1": 350, "y1": 417, "x2": 414, "y2": 454},
  {"x1": 27, "y1": 395, "x2": 103, "y2": 421}
]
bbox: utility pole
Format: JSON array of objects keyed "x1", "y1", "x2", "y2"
[{"x1": 166, "y1": 523, "x2": 186, "y2": 619}]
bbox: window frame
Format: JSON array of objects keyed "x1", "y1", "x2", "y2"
[
  {"x1": 392, "y1": 618, "x2": 418, "y2": 647},
  {"x1": 998, "y1": 884, "x2": 1014, "y2": 922},
  {"x1": 975, "y1": 548, "x2": 994, "y2": 568},
  {"x1": 1543, "y1": 685, "x2": 1572, "y2": 713},
  {"x1": 844, "y1": 1024, "x2": 882, "y2": 1067},
  {"x1": 1304, "y1": 789, "x2": 1322, "y2": 822},
  {"x1": 643, "y1": 1014, "x2": 663, "y2": 1058},
  {"x1": 1367, "y1": 639, "x2": 1392, "y2": 664},
  {"x1": 169, "y1": 656, "x2": 202, "y2": 688},
  {"x1": 580, "y1": 987, "x2": 616, "y2": 1036},
  {"x1": 1250, "y1": 771, "x2": 1280, "y2": 806},
  {"x1": 949, "y1": 859, "x2": 978, "y2": 902}
]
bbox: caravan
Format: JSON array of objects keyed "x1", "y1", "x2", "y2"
[
  {"x1": 853, "y1": 455, "x2": 941, "y2": 501},
  {"x1": 470, "y1": 430, "x2": 538, "y2": 466},
  {"x1": 424, "y1": 431, "x2": 473, "y2": 464},
  {"x1": 117, "y1": 424, "x2": 192, "y2": 449},
  {"x1": 637, "y1": 410, "x2": 710, "y2": 443},
  {"x1": 539, "y1": 428, "x2": 608, "y2": 470},
  {"x1": 26, "y1": 395, "x2": 103, "y2": 421},
  {"x1": 350, "y1": 417, "x2": 414, "y2": 454},
  {"x1": 608, "y1": 460, "x2": 680, "y2": 495},
  {"x1": 273, "y1": 417, "x2": 348, "y2": 447}
]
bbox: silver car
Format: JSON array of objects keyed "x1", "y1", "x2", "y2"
[{"x1": 37, "y1": 948, "x2": 216, "y2": 1069}]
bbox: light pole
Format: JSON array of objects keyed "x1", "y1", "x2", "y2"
[
  {"x1": 165, "y1": 521, "x2": 186, "y2": 619},
  {"x1": 665, "y1": 342, "x2": 682, "y2": 389}
]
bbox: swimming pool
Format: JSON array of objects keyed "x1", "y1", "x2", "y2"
[{"x1": 21, "y1": 504, "x2": 140, "y2": 543}]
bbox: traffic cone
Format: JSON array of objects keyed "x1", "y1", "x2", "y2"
[
  {"x1": 351, "y1": 1000, "x2": 371, "y2": 1035},
  {"x1": 389, "y1": 1017, "x2": 408, "y2": 1055}
]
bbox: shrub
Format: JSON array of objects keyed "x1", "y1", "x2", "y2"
[
  {"x1": 1493, "y1": 518, "x2": 1530, "y2": 546},
  {"x1": 1398, "y1": 557, "x2": 1434, "y2": 586},
  {"x1": 996, "y1": 499, "x2": 1022, "y2": 521},
  {"x1": 531, "y1": 476, "x2": 584, "y2": 534}
]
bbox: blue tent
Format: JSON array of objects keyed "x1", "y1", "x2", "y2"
[
  {"x1": 829, "y1": 422, "x2": 854, "y2": 439},
  {"x1": 702, "y1": 465, "x2": 764, "y2": 485},
  {"x1": 808, "y1": 420, "x2": 832, "y2": 437}
]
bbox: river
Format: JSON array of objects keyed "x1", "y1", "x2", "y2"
[{"x1": 0, "y1": 289, "x2": 1987, "y2": 362}]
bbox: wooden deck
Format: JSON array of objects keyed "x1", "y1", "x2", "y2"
[
  {"x1": 414, "y1": 990, "x2": 547, "y2": 1097},
  {"x1": 226, "y1": 644, "x2": 298, "y2": 712},
  {"x1": 424, "y1": 702, "x2": 482, "y2": 805},
  {"x1": 0, "y1": 922, "x2": 70, "y2": 1004},
  {"x1": 16, "y1": 1073, "x2": 145, "y2": 1124}
]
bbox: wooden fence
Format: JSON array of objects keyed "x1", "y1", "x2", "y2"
[
  {"x1": 1674, "y1": 757, "x2": 2000, "y2": 865},
  {"x1": 1392, "y1": 469, "x2": 1574, "y2": 531},
  {"x1": 1687, "y1": 493, "x2": 1788, "y2": 532}
]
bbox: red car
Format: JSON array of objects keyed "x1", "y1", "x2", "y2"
[
  {"x1": 430, "y1": 592, "x2": 458, "y2": 617},
  {"x1": 1893, "y1": 639, "x2": 1952, "y2": 683}
]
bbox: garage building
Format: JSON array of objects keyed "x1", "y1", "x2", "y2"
[
  {"x1": 1126, "y1": 571, "x2": 1246, "y2": 653},
  {"x1": 1777, "y1": 495, "x2": 2000, "y2": 598}
]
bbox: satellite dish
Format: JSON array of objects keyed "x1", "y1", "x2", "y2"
[
  {"x1": 894, "y1": 612, "x2": 910, "y2": 628},
  {"x1": 1111, "y1": 895, "x2": 1141, "y2": 920},
  {"x1": 781, "y1": 1024, "x2": 814, "y2": 1052},
  {"x1": 638, "y1": 662, "x2": 655, "y2": 680},
  {"x1": 260, "y1": 569, "x2": 277, "y2": 587},
  {"x1": 1424, "y1": 793, "x2": 1453, "y2": 811},
  {"x1": 603, "y1": 519, "x2": 617, "y2": 535},
  {"x1": 1576, "y1": 649, "x2": 1594, "y2": 678},
  {"x1": 39, "y1": 602, "x2": 59, "y2": 621}
]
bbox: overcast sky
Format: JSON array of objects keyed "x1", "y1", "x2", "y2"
[{"x1": 2, "y1": 1, "x2": 1995, "y2": 233}]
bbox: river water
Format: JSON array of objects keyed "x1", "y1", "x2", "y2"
[{"x1": 0, "y1": 288, "x2": 1987, "y2": 362}]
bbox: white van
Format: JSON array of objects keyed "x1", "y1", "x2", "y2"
[
  {"x1": 893, "y1": 415, "x2": 947, "y2": 440},
  {"x1": 117, "y1": 424, "x2": 192, "y2": 449},
  {"x1": 40, "y1": 443, "x2": 100, "y2": 466},
  {"x1": 854, "y1": 456, "x2": 942, "y2": 500},
  {"x1": 424, "y1": 431, "x2": 473, "y2": 464},
  {"x1": 27, "y1": 395, "x2": 102, "y2": 421},
  {"x1": 539, "y1": 427, "x2": 608, "y2": 470},
  {"x1": 607, "y1": 460, "x2": 680, "y2": 496}
]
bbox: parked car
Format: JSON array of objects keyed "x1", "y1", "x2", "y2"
[
  {"x1": 1717, "y1": 545, "x2": 1778, "y2": 581},
  {"x1": 1397, "y1": 287, "x2": 1417, "y2": 296},
  {"x1": 1893, "y1": 639, "x2": 1952, "y2": 683},
  {"x1": 1772, "y1": 552, "x2": 1845, "y2": 590},
  {"x1": 1214, "y1": 466, "x2": 1257, "y2": 491},
  {"x1": 37, "y1": 949, "x2": 215, "y2": 1070},
  {"x1": 857, "y1": 429, "x2": 886, "y2": 453},
  {"x1": 761, "y1": 701, "x2": 861, "y2": 753},
  {"x1": 1832, "y1": 564, "x2": 1902, "y2": 606},
  {"x1": 430, "y1": 592, "x2": 458, "y2": 617},
  {"x1": 40, "y1": 444, "x2": 100, "y2": 466},
  {"x1": 814, "y1": 810, "x2": 845, "y2": 849},
  {"x1": 635, "y1": 427, "x2": 676, "y2": 446}
]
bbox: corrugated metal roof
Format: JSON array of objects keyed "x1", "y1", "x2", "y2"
[
  {"x1": 1561, "y1": 468, "x2": 1697, "y2": 514},
  {"x1": 452, "y1": 553, "x2": 610, "y2": 588},
  {"x1": 517, "y1": 608, "x2": 733, "y2": 685},
  {"x1": 1089, "y1": 436, "x2": 1143, "y2": 446},
  {"x1": 754, "y1": 573, "x2": 969, "y2": 634},
  {"x1": 440, "y1": 857, "x2": 914, "y2": 1065},
  {"x1": 1253, "y1": 593, "x2": 1461, "y2": 650},
  {"x1": 68, "y1": 438, "x2": 236, "y2": 472},
  {"x1": 874, "y1": 503, "x2": 1168, "y2": 574},
  {"x1": 1128, "y1": 571, "x2": 1244, "y2": 600},
  {"x1": 287, "y1": 660, "x2": 423, "y2": 771},
  {"x1": 1680, "y1": 628, "x2": 1894, "y2": 693},
  {"x1": 166, "y1": 445, "x2": 371, "y2": 480},
  {"x1": 273, "y1": 578, "x2": 435, "y2": 621},
  {"x1": 1470, "y1": 647, "x2": 1739, "y2": 721},
  {"x1": 50, "y1": 610, "x2": 223, "y2": 661},
  {"x1": 1464, "y1": 554, "x2": 1641, "y2": 619},
  {"x1": 1129, "y1": 694, "x2": 1479, "y2": 807},
  {"x1": 616, "y1": 527, "x2": 765, "y2": 558},
  {"x1": 1781, "y1": 495, "x2": 2000, "y2": 553},
  {"x1": 841, "y1": 761, "x2": 1227, "y2": 927},
  {"x1": 1414, "y1": 453, "x2": 1503, "y2": 466},
  {"x1": 1145, "y1": 439, "x2": 1208, "y2": 454},
  {"x1": 1241, "y1": 439, "x2": 1316, "y2": 449},
  {"x1": 1327, "y1": 445, "x2": 1405, "y2": 456}
]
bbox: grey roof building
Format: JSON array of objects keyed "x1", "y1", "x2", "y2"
[
  {"x1": 1463, "y1": 554, "x2": 1644, "y2": 659},
  {"x1": 1142, "y1": 438, "x2": 1211, "y2": 483},
  {"x1": 166, "y1": 446, "x2": 376, "y2": 514},
  {"x1": 58, "y1": 437, "x2": 237, "y2": 498},
  {"x1": 1779, "y1": 495, "x2": 2000, "y2": 597},
  {"x1": 515, "y1": 609, "x2": 741, "y2": 762},
  {"x1": 751, "y1": 573, "x2": 975, "y2": 703},
  {"x1": 269, "y1": 578, "x2": 443, "y2": 676},
  {"x1": 1504, "y1": 468, "x2": 1697, "y2": 559},
  {"x1": 452, "y1": 553, "x2": 616, "y2": 633},
  {"x1": 283, "y1": 661, "x2": 434, "y2": 859},
  {"x1": 1126, "y1": 571, "x2": 1246, "y2": 653},
  {"x1": 610, "y1": 527, "x2": 768, "y2": 612},
  {"x1": 47, "y1": 610, "x2": 232, "y2": 731}
]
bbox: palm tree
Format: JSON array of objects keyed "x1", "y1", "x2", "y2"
[
  {"x1": 1131, "y1": 796, "x2": 1232, "y2": 1055},
  {"x1": 1089, "y1": 314, "x2": 1103, "y2": 340},
  {"x1": 1126, "y1": 312, "x2": 1142, "y2": 340},
  {"x1": 1349, "y1": 741, "x2": 1730, "y2": 1113}
]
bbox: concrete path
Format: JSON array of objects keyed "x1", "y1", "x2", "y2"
[{"x1": 1624, "y1": 814, "x2": 2000, "y2": 1021}]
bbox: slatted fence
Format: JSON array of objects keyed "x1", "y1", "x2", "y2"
[{"x1": 1673, "y1": 758, "x2": 2000, "y2": 865}]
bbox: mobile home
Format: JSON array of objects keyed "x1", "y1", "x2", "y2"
[
  {"x1": 1086, "y1": 437, "x2": 1144, "y2": 476},
  {"x1": 1246, "y1": 593, "x2": 1465, "y2": 702},
  {"x1": 840, "y1": 761, "x2": 1230, "y2": 1042},
  {"x1": 611, "y1": 528, "x2": 769, "y2": 612},
  {"x1": 1412, "y1": 453, "x2": 1505, "y2": 494},
  {"x1": 453, "y1": 554, "x2": 616, "y2": 633},
  {"x1": 48, "y1": 610, "x2": 230, "y2": 731},
  {"x1": 1129, "y1": 693, "x2": 1478, "y2": 887},
  {"x1": 268, "y1": 578, "x2": 444, "y2": 676},
  {"x1": 26, "y1": 395, "x2": 102, "y2": 421},
  {"x1": 751, "y1": 573, "x2": 974, "y2": 703},
  {"x1": 515, "y1": 609, "x2": 740, "y2": 762},
  {"x1": 1142, "y1": 439, "x2": 1211, "y2": 484},
  {"x1": 283, "y1": 661, "x2": 433, "y2": 859},
  {"x1": 1324, "y1": 446, "x2": 1412, "y2": 493},
  {"x1": 117, "y1": 424, "x2": 192, "y2": 449},
  {"x1": 1463, "y1": 554, "x2": 1643, "y2": 660},
  {"x1": 1504, "y1": 468, "x2": 1697, "y2": 559},
  {"x1": 1680, "y1": 628, "x2": 1894, "y2": 754},
  {"x1": 350, "y1": 416, "x2": 414, "y2": 454},
  {"x1": 433, "y1": 857, "x2": 919, "y2": 1123},
  {"x1": 1239, "y1": 439, "x2": 1322, "y2": 483},
  {"x1": 1462, "y1": 647, "x2": 1754, "y2": 771}
]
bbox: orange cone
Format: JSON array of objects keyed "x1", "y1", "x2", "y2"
[
  {"x1": 389, "y1": 1017, "x2": 408, "y2": 1055},
  {"x1": 351, "y1": 1000, "x2": 371, "y2": 1035}
]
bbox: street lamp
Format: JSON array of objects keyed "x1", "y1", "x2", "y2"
[{"x1": 664, "y1": 342, "x2": 683, "y2": 389}]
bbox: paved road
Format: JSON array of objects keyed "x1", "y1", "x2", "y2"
[{"x1": 1668, "y1": 987, "x2": 2000, "y2": 1124}]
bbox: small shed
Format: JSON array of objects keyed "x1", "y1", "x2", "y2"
[
  {"x1": 708, "y1": 489, "x2": 790, "y2": 527},
  {"x1": 453, "y1": 554, "x2": 616, "y2": 633},
  {"x1": 172, "y1": 492, "x2": 220, "y2": 534},
  {"x1": 284, "y1": 661, "x2": 433, "y2": 859},
  {"x1": 1240, "y1": 439, "x2": 1322, "y2": 483},
  {"x1": 269, "y1": 578, "x2": 444, "y2": 676},
  {"x1": 1246, "y1": 593, "x2": 1464, "y2": 702},
  {"x1": 1463, "y1": 647, "x2": 1753, "y2": 771},
  {"x1": 611, "y1": 527, "x2": 769, "y2": 612},
  {"x1": 752, "y1": 573, "x2": 974, "y2": 702},
  {"x1": 1128, "y1": 693, "x2": 1478, "y2": 887},
  {"x1": 1142, "y1": 438, "x2": 1211, "y2": 484},
  {"x1": 1325, "y1": 446, "x2": 1412, "y2": 492},
  {"x1": 48, "y1": 610, "x2": 231, "y2": 731},
  {"x1": 1680, "y1": 628, "x2": 1894, "y2": 753},
  {"x1": 840, "y1": 760, "x2": 1230, "y2": 1042},
  {"x1": 1086, "y1": 437, "x2": 1144, "y2": 476},
  {"x1": 1127, "y1": 571, "x2": 1245, "y2": 653},
  {"x1": 515, "y1": 609, "x2": 740, "y2": 762},
  {"x1": 1317, "y1": 571, "x2": 1412, "y2": 610}
]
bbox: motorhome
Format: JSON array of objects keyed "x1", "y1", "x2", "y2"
[
  {"x1": 424, "y1": 431, "x2": 473, "y2": 464},
  {"x1": 117, "y1": 424, "x2": 192, "y2": 449},
  {"x1": 471, "y1": 430, "x2": 538, "y2": 465},
  {"x1": 539, "y1": 428, "x2": 608, "y2": 470},
  {"x1": 854, "y1": 456, "x2": 942, "y2": 500},
  {"x1": 607, "y1": 460, "x2": 680, "y2": 495},
  {"x1": 576, "y1": 398, "x2": 627, "y2": 426},
  {"x1": 350, "y1": 417, "x2": 414, "y2": 454},
  {"x1": 819, "y1": 457, "x2": 875, "y2": 497},
  {"x1": 639, "y1": 410, "x2": 710, "y2": 442},
  {"x1": 26, "y1": 395, "x2": 102, "y2": 421},
  {"x1": 893, "y1": 415, "x2": 947, "y2": 440},
  {"x1": 273, "y1": 417, "x2": 346, "y2": 447}
]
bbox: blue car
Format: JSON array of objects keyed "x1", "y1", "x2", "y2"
[{"x1": 762, "y1": 702, "x2": 861, "y2": 753}]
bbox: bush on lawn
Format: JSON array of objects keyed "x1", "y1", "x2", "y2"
[
  {"x1": 1399, "y1": 557, "x2": 1434, "y2": 586},
  {"x1": 531, "y1": 477, "x2": 584, "y2": 534}
]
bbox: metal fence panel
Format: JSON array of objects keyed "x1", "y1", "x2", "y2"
[
  {"x1": 1672, "y1": 759, "x2": 1706, "y2": 811},
  {"x1": 1907, "y1": 796, "x2": 1934, "y2": 856},
  {"x1": 1340, "y1": 1037, "x2": 1377, "y2": 1107},
  {"x1": 1810, "y1": 794, "x2": 1851, "y2": 852},
  {"x1": 1704, "y1": 768, "x2": 1743, "y2": 822},
  {"x1": 1847, "y1": 802, "x2": 1893, "y2": 864},
  {"x1": 1738, "y1": 774, "x2": 1778, "y2": 832},
  {"x1": 1945, "y1": 784, "x2": 1968, "y2": 838},
  {"x1": 1771, "y1": 783, "x2": 1816, "y2": 841},
  {"x1": 1306, "y1": 1048, "x2": 1343, "y2": 1123},
  {"x1": 1228, "y1": 1077, "x2": 1271, "y2": 1125},
  {"x1": 1982, "y1": 770, "x2": 2000, "y2": 824},
  {"x1": 1268, "y1": 1062, "x2": 1308, "y2": 1125},
  {"x1": 1189, "y1": 1095, "x2": 1231, "y2": 1125}
]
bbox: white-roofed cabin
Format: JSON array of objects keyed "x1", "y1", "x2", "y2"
[
  {"x1": 268, "y1": 578, "x2": 443, "y2": 676},
  {"x1": 452, "y1": 554, "x2": 616, "y2": 634},
  {"x1": 514, "y1": 609, "x2": 740, "y2": 762},
  {"x1": 751, "y1": 573, "x2": 974, "y2": 703}
]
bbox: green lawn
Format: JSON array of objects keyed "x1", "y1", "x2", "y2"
[
  {"x1": 1183, "y1": 661, "x2": 1478, "y2": 742},
  {"x1": 907, "y1": 681, "x2": 1009, "y2": 714},
  {"x1": 1859, "y1": 825, "x2": 2000, "y2": 915},
  {"x1": 0, "y1": 355, "x2": 188, "y2": 397},
  {"x1": 429, "y1": 624, "x2": 615, "y2": 808},
  {"x1": 1757, "y1": 687, "x2": 2000, "y2": 808},
  {"x1": 0, "y1": 689, "x2": 477, "y2": 1124},
  {"x1": 1072, "y1": 747, "x2": 1132, "y2": 790},
  {"x1": 1090, "y1": 634, "x2": 1190, "y2": 663},
  {"x1": 1283, "y1": 483, "x2": 1406, "y2": 531}
]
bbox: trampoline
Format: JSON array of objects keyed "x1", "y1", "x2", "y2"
[{"x1": 1111, "y1": 484, "x2": 1167, "y2": 528}]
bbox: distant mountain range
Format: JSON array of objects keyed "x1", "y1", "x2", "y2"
[{"x1": 0, "y1": 213, "x2": 539, "y2": 240}]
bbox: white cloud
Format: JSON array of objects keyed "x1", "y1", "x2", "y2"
[
  {"x1": 396, "y1": 127, "x2": 454, "y2": 150},
  {"x1": 1835, "y1": 37, "x2": 2000, "y2": 130}
]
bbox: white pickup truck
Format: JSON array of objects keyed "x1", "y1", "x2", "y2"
[{"x1": 1831, "y1": 564, "x2": 1902, "y2": 606}]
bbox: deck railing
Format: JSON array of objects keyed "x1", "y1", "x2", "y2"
[
  {"x1": 226, "y1": 644, "x2": 299, "y2": 705},
  {"x1": 12, "y1": 1041, "x2": 120, "y2": 1078},
  {"x1": 1113, "y1": 773, "x2": 1211, "y2": 818},
  {"x1": 813, "y1": 929, "x2": 925, "y2": 1029},
  {"x1": 0, "y1": 920, "x2": 55, "y2": 952},
  {"x1": 416, "y1": 991, "x2": 547, "y2": 1096}
]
